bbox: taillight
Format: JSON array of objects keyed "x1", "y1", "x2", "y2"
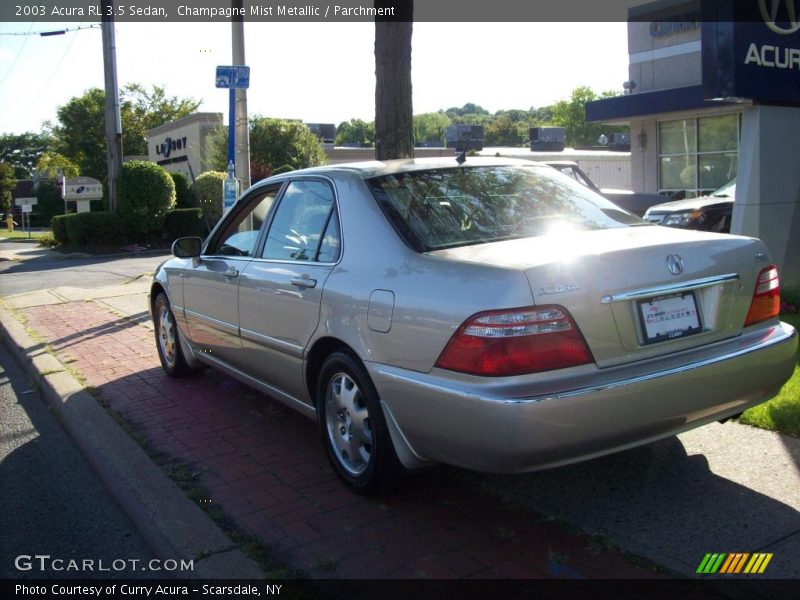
[
  {"x1": 435, "y1": 305, "x2": 593, "y2": 377},
  {"x1": 744, "y1": 265, "x2": 781, "y2": 327}
]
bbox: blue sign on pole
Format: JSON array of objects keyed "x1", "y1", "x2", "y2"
[{"x1": 215, "y1": 65, "x2": 250, "y2": 89}]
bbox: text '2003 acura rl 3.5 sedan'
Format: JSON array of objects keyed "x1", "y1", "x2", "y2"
[{"x1": 150, "y1": 157, "x2": 797, "y2": 494}]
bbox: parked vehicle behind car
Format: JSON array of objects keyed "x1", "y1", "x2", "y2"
[
  {"x1": 546, "y1": 160, "x2": 666, "y2": 216},
  {"x1": 644, "y1": 178, "x2": 736, "y2": 233},
  {"x1": 151, "y1": 158, "x2": 797, "y2": 494}
]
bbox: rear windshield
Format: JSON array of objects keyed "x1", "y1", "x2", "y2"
[{"x1": 368, "y1": 165, "x2": 642, "y2": 252}]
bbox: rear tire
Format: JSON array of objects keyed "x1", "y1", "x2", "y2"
[
  {"x1": 153, "y1": 292, "x2": 193, "y2": 378},
  {"x1": 317, "y1": 351, "x2": 400, "y2": 494}
]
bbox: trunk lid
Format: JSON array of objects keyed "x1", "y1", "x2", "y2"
[{"x1": 428, "y1": 226, "x2": 768, "y2": 368}]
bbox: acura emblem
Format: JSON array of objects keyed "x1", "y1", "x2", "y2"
[
  {"x1": 666, "y1": 254, "x2": 684, "y2": 276},
  {"x1": 759, "y1": 0, "x2": 800, "y2": 35}
]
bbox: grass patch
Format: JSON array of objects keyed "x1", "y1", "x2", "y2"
[
  {"x1": 0, "y1": 229, "x2": 49, "y2": 241},
  {"x1": 738, "y1": 312, "x2": 800, "y2": 437}
]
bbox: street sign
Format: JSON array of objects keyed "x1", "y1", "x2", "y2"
[
  {"x1": 15, "y1": 197, "x2": 37, "y2": 207},
  {"x1": 21, "y1": 204, "x2": 32, "y2": 213},
  {"x1": 65, "y1": 177, "x2": 103, "y2": 200},
  {"x1": 216, "y1": 65, "x2": 250, "y2": 89}
]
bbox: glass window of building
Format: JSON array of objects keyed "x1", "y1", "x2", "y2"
[{"x1": 657, "y1": 114, "x2": 739, "y2": 198}]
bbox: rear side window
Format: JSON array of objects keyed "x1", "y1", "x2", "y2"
[{"x1": 368, "y1": 165, "x2": 641, "y2": 252}]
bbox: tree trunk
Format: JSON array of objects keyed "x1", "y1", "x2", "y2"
[{"x1": 374, "y1": 1, "x2": 414, "y2": 161}]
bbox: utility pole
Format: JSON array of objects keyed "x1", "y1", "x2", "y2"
[
  {"x1": 101, "y1": 0, "x2": 123, "y2": 212},
  {"x1": 232, "y1": 0, "x2": 251, "y2": 189}
]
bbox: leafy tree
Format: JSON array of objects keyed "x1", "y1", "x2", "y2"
[
  {"x1": 121, "y1": 84, "x2": 200, "y2": 155},
  {"x1": 444, "y1": 103, "x2": 490, "y2": 119},
  {"x1": 375, "y1": 0, "x2": 414, "y2": 160},
  {"x1": 209, "y1": 117, "x2": 326, "y2": 181},
  {"x1": 484, "y1": 114, "x2": 529, "y2": 146},
  {"x1": 413, "y1": 112, "x2": 451, "y2": 145},
  {"x1": 551, "y1": 86, "x2": 625, "y2": 147},
  {"x1": 117, "y1": 160, "x2": 175, "y2": 241},
  {"x1": 0, "y1": 132, "x2": 51, "y2": 178},
  {"x1": 51, "y1": 85, "x2": 199, "y2": 182},
  {"x1": 335, "y1": 119, "x2": 375, "y2": 146},
  {"x1": 0, "y1": 162, "x2": 15, "y2": 213},
  {"x1": 36, "y1": 152, "x2": 79, "y2": 179}
]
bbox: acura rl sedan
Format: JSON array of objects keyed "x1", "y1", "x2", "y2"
[{"x1": 150, "y1": 158, "x2": 797, "y2": 494}]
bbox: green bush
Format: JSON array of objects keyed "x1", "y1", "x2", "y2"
[
  {"x1": 171, "y1": 171, "x2": 195, "y2": 208},
  {"x1": 51, "y1": 215, "x2": 68, "y2": 245},
  {"x1": 118, "y1": 160, "x2": 175, "y2": 241},
  {"x1": 192, "y1": 171, "x2": 225, "y2": 227},
  {"x1": 64, "y1": 211, "x2": 124, "y2": 246},
  {"x1": 164, "y1": 208, "x2": 205, "y2": 240}
]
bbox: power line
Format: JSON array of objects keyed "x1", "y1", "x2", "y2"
[{"x1": 0, "y1": 24, "x2": 101, "y2": 36}]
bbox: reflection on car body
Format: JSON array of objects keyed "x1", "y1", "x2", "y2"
[{"x1": 150, "y1": 158, "x2": 796, "y2": 494}]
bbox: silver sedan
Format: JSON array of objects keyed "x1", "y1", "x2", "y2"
[{"x1": 150, "y1": 158, "x2": 797, "y2": 494}]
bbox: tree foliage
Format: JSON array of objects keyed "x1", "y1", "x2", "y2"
[
  {"x1": 50, "y1": 85, "x2": 199, "y2": 182},
  {"x1": 335, "y1": 119, "x2": 375, "y2": 146},
  {"x1": 413, "y1": 112, "x2": 451, "y2": 145},
  {"x1": 550, "y1": 86, "x2": 624, "y2": 147},
  {"x1": 36, "y1": 151, "x2": 80, "y2": 179},
  {"x1": 209, "y1": 117, "x2": 326, "y2": 182},
  {"x1": 0, "y1": 162, "x2": 16, "y2": 213},
  {"x1": 0, "y1": 132, "x2": 51, "y2": 178}
]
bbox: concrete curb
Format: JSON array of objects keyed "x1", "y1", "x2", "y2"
[{"x1": 0, "y1": 300, "x2": 264, "y2": 579}]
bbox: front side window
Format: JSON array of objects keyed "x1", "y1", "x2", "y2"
[
  {"x1": 262, "y1": 179, "x2": 338, "y2": 262},
  {"x1": 368, "y1": 165, "x2": 641, "y2": 252},
  {"x1": 210, "y1": 187, "x2": 280, "y2": 256}
]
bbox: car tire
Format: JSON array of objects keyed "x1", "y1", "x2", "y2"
[
  {"x1": 317, "y1": 351, "x2": 400, "y2": 495},
  {"x1": 153, "y1": 292, "x2": 194, "y2": 378}
]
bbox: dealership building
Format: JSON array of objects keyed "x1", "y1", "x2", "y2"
[
  {"x1": 587, "y1": 0, "x2": 800, "y2": 282},
  {"x1": 146, "y1": 112, "x2": 223, "y2": 180}
]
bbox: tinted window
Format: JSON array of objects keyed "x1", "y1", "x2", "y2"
[
  {"x1": 368, "y1": 165, "x2": 641, "y2": 252},
  {"x1": 262, "y1": 180, "x2": 335, "y2": 261},
  {"x1": 317, "y1": 209, "x2": 341, "y2": 263}
]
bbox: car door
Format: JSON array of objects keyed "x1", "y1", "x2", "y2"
[
  {"x1": 182, "y1": 185, "x2": 281, "y2": 369},
  {"x1": 238, "y1": 178, "x2": 341, "y2": 404}
]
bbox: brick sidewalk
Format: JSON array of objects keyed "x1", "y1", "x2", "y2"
[{"x1": 19, "y1": 299, "x2": 663, "y2": 579}]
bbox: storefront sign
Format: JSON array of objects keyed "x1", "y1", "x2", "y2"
[
  {"x1": 155, "y1": 136, "x2": 188, "y2": 159},
  {"x1": 702, "y1": 0, "x2": 800, "y2": 103}
]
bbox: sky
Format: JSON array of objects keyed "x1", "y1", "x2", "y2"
[{"x1": 0, "y1": 21, "x2": 629, "y2": 135}]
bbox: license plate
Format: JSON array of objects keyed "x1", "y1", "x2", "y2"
[{"x1": 637, "y1": 292, "x2": 701, "y2": 345}]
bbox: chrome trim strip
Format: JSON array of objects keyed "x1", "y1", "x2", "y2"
[
  {"x1": 184, "y1": 308, "x2": 239, "y2": 336},
  {"x1": 374, "y1": 323, "x2": 796, "y2": 405},
  {"x1": 239, "y1": 327, "x2": 304, "y2": 358},
  {"x1": 601, "y1": 273, "x2": 739, "y2": 304}
]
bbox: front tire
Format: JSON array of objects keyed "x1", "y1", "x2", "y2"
[
  {"x1": 317, "y1": 351, "x2": 400, "y2": 494},
  {"x1": 153, "y1": 292, "x2": 193, "y2": 378}
]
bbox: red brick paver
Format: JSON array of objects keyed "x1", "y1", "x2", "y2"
[{"x1": 21, "y1": 300, "x2": 661, "y2": 579}]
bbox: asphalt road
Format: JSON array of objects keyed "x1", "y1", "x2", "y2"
[
  {"x1": 0, "y1": 240, "x2": 169, "y2": 296},
  {"x1": 0, "y1": 347, "x2": 162, "y2": 579}
]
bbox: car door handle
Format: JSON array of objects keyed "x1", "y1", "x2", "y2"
[
  {"x1": 291, "y1": 275, "x2": 317, "y2": 288},
  {"x1": 224, "y1": 268, "x2": 239, "y2": 278}
]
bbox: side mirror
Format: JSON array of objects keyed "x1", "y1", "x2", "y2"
[{"x1": 172, "y1": 237, "x2": 202, "y2": 258}]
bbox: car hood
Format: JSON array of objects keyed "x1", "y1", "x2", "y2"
[{"x1": 647, "y1": 194, "x2": 734, "y2": 213}]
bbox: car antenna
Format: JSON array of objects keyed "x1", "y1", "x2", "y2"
[{"x1": 455, "y1": 139, "x2": 472, "y2": 165}]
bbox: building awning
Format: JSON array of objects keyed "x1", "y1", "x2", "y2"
[{"x1": 586, "y1": 85, "x2": 737, "y2": 123}]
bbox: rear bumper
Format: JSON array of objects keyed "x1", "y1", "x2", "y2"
[{"x1": 367, "y1": 321, "x2": 797, "y2": 473}]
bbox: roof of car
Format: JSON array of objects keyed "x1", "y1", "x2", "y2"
[{"x1": 266, "y1": 156, "x2": 549, "y2": 181}]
